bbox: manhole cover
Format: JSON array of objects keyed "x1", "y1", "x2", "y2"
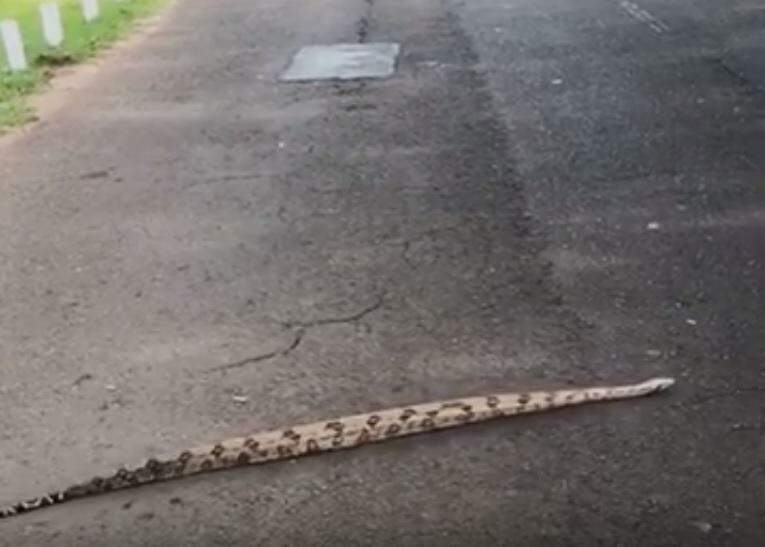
[{"x1": 280, "y1": 43, "x2": 400, "y2": 82}]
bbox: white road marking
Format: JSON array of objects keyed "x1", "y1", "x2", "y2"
[{"x1": 619, "y1": 1, "x2": 670, "y2": 34}]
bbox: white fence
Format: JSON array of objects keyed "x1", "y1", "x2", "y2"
[
  {"x1": 1, "y1": 0, "x2": 114, "y2": 72},
  {"x1": 0, "y1": 19, "x2": 27, "y2": 71},
  {"x1": 40, "y1": 3, "x2": 65, "y2": 48}
]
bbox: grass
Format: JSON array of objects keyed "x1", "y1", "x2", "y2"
[{"x1": 0, "y1": 0, "x2": 167, "y2": 129}]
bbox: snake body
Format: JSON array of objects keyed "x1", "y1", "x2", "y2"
[{"x1": 0, "y1": 376, "x2": 674, "y2": 519}]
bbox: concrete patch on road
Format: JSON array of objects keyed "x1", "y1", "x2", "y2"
[{"x1": 280, "y1": 43, "x2": 400, "y2": 82}]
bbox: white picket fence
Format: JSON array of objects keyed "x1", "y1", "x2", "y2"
[{"x1": 1, "y1": 0, "x2": 115, "y2": 72}]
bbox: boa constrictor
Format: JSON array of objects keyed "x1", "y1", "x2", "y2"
[{"x1": 0, "y1": 377, "x2": 674, "y2": 519}]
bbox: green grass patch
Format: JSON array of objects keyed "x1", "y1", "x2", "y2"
[{"x1": 0, "y1": 0, "x2": 167, "y2": 130}]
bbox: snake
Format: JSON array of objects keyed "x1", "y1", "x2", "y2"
[{"x1": 0, "y1": 376, "x2": 674, "y2": 519}]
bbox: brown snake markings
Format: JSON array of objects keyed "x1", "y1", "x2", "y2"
[{"x1": 0, "y1": 377, "x2": 674, "y2": 520}]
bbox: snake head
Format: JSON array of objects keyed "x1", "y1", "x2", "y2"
[{"x1": 643, "y1": 377, "x2": 676, "y2": 393}]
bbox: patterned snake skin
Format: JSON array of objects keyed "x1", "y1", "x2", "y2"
[{"x1": 0, "y1": 377, "x2": 674, "y2": 519}]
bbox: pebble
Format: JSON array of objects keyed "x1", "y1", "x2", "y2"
[{"x1": 691, "y1": 521, "x2": 713, "y2": 534}]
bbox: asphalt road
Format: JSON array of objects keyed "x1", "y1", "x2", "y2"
[{"x1": 0, "y1": 0, "x2": 763, "y2": 544}]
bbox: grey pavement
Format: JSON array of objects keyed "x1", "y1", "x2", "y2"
[{"x1": 0, "y1": 0, "x2": 763, "y2": 544}]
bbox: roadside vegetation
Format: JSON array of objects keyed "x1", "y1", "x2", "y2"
[{"x1": 0, "y1": 0, "x2": 167, "y2": 129}]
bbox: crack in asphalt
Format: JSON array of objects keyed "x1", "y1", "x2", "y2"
[
  {"x1": 213, "y1": 329, "x2": 305, "y2": 372},
  {"x1": 356, "y1": 0, "x2": 374, "y2": 43},
  {"x1": 356, "y1": 17, "x2": 370, "y2": 43},
  {"x1": 281, "y1": 292, "x2": 386, "y2": 330},
  {"x1": 212, "y1": 293, "x2": 385, "y2": 372}
]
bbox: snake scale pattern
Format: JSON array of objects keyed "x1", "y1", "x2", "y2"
[{"x1": 0, "y1": 377, "x2": 674, "y2": 519}]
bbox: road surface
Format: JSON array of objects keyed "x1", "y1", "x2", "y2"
[{"x1": 1, "y1": 0, "x2": 763, "y2": 544}]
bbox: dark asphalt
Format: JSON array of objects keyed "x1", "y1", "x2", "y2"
[{"x1": 0, "y1": 0, "x2": 763, "y2": 545}]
